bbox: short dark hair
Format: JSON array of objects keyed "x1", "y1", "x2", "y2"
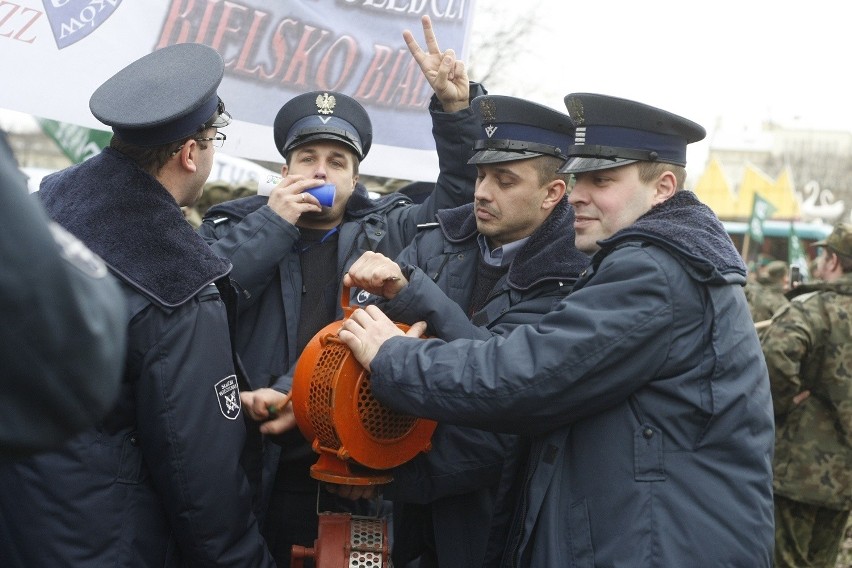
[
  {"x1": 532, "y1": 155, "x2": 570, "y2": 187},
  {"x1": 637, "y1": 161, "x2": 687, "y2": 189},
  {"x1": 110, "y1": 135, "x2": 210, "y2": 176},
  {"x1": 108, "y1": 105, "x2": 224, "y2": 176}
]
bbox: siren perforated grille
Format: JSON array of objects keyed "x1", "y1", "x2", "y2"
[
  {"x1": 308, "y1": 343, "x2": 348, "y2": 449},
  {"x1": 357, "y1": 375, "x2": 417, "y2": 440},
  {"x1": 348, "y1": 517, "x2": 385, "y2": 567}
]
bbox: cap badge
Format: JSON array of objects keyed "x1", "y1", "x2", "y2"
[
  {"x1": 484, "y1": 124, "x2": 498, "y2": 138},
  {"x1": 479, "y1": 98, "x2": 497, "y2": 122},
  {"x1": 315, "y1": 93, "x2": 336, "y2": 115},
  {"x1": 565, "y1": 97, "x2": 585, "y2": 125}
]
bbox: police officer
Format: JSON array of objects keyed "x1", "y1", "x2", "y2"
[
  {"x1": 761, "y1": 222, "x2": 852, "y2": 568},
  {"x1": 199, "y1": 17, "x2": 484, "y2": 567},
  {"x1": 0, "y1": 129, "x2": 126, "y2": 461},
  {"x1": 341, "y1": 94, "x2": 590, "y2": 567},
  {"x1": 338, "y1": 93, "x2": 775, "y2": 567},
  {"x1": 0, "y1": 44, "x2": 274, "y2": 566}
]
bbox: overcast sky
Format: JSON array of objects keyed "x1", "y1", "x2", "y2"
[{"x1": 469, "y1": 0, "x2": 850, "y2": 177}]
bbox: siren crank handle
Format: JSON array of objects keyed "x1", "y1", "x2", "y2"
[{"x1": 267, "y1": 391, "x2": 293, "y2": 417}]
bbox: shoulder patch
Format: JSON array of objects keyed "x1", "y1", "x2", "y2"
[
  {"x1": 215, "y1": 375, "x2": 241, "y2": 420},
  {"x1": 49, "y1": 222, "x2": 109, "y2": 278}
]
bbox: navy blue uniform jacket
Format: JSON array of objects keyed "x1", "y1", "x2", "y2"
[
  {"x1": 368, "y1": 191, "x2": 775, "y2": 567},
  {"x1": 0, "y1": 149, "x2": 274, "y2": 567},
  {"x1": 381, "y1": 198, "x2": 590, "y2": 567}
]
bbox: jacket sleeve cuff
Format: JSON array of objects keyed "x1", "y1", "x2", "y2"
[{"x1": 428, "y1": 81, "x2": 487, "y2": 113}]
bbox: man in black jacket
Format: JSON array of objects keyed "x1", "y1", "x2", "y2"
[
  {"x1": 0, "y1": 43, "x2": 274, "y2": 567},
  {"x1": 337, "y1": 93, "x2": 774, "y2": 567},
  {"x1": 199, "y1": 16, "x2": 484, "y2": 567},
  {"x1": 341, "y1": 94, "x2": 589, "y2": 567},
  {"x1": 0, "y1": 129, "x2": 126, "y2": 461}
]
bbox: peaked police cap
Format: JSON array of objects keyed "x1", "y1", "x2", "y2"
[
  {"x1": 558, "y1": 93, "x2": 705, "y2": 174},
  {"x1": 468, "y1": 95, "x2": 574, "y2": 165},
  {"x1": 89, "y1": 43, "x2": 230, "y2": 147},
  {"x1": 273, "y1": 91, "x2": 372, "y2": 161}
]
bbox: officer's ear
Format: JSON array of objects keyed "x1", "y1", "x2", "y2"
[
  {"x1": 168, "y1": 138, "x2": 198, "y2": 174},
  {"x1": 542, "y1": 178, "x2": 566, "y2": 210},
  {"x1": 652, "y1": 170, "x2": 677, "y2": 205},
  {"x1": 182, "y1": 139, "x2": 202, "y2": 173}
]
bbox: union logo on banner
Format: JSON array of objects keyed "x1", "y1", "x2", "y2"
[{"x1": 42, "y1": 0, "x2": 123, "y2": 50}]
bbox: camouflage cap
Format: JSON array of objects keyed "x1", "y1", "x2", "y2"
[
  {"x1": 812, "y1": 222, "x2": 852, "y2": 257},
  {"x1": 763, "y1": 260, "x2": 788, "y2": 280}
]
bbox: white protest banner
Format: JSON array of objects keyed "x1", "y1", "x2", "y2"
[{"x1": 0, "y1": 0, "x2": 476, "y2": 181}]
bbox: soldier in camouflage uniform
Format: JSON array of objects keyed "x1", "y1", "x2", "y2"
[
  {"x1": 746, "y1": 259, "x2": 790, "y2": 322},
  {"x1": 760, "y1": 222, "x2": 852, "y2": 568}
]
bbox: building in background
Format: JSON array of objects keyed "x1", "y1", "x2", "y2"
[{"x1": 689, "y1": 117, "x2": 851, "y2": 269}]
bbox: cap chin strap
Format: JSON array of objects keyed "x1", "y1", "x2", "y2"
[
  {"x1": 566, "y1": 144, "x2": 675, "y2": 164},
  {"x1": 473, "y1": 138, "x2": 566, "y2": 160}
]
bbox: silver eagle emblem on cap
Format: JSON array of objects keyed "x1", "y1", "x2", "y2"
[
  {"x1": 565, "y1": 97, "x2": 584, "y2": 125},
  {"x1": 316, "y1": 93, "x2": 336, "y2": 115},
  {"x1": 479, "y1": 98, "x2": 497, "y2": 122}
]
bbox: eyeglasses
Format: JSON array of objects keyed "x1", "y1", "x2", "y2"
[
  {"x1": 196, "y1": 132, "x2": 227, "y2": 148},
  {"x1": 170, "y1": 132, "x2": 226, "y2": 156}
]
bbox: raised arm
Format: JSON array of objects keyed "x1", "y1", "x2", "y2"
[
  {"x1": 388, "y1": 16, "x2": 484, "y2": 235},
  {"x1": 404, "y1": 15, "x2": 471, "y2": 113}
]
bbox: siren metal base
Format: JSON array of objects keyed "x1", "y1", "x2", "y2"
[
  {"x1": 291, "y1": 512, "x2": 389, "y2": 568},
  {"x1": 310, "y1": 452, "x2": 393, "y2": 485}
]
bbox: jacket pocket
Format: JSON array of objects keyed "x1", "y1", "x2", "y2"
[
  {"x1": 567, "y1": 498, "x2": 595, "y2": 568},
  {"x1": 634, "y1": 424, "x2": 666, "y2": 481},
  {"x1": 117, "y1": 431, "x2": 145, "y2": 484}
]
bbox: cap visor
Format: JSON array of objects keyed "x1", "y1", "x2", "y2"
[
  {"x1": 468, "y1": 149, "x2": 544, "y2": 165},
  {"x1": 288, "y1": 133, "x2": 361, "y2": 158},
  {"x1": 558, "y1": 156, "x2": 637, "y2": 174},
  {"x1": 810, "y1": 239, "x2": 827, "y2": 248}
]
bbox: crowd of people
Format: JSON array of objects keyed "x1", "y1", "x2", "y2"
[{"x1": 2, "y1": 13, "x2": 852, "y2": 568}]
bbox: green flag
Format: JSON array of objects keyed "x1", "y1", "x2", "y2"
[
  {"x1": 37, "y1": 118, "x2": 110, "y2": 164},
  {"x1": 788, "y1": 223, "x2": 809, "y2": 279},
  {"x1": 748, "y1": 193, "x2": 776, "y2": 245}
]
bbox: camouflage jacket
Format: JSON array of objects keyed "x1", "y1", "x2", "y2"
[
  {"x1": 760, "y1": 272, "x2": 852, "y2": 509},
  {"x1": 745, "y1": 281, "x2": 789, "y2": 323}
]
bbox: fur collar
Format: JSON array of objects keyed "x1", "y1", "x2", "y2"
[
  {"x1": 39, "y1": 148, "x2": 230, "y2": 307},
  {"x1": 598, "y1": 190, "x2": 747, "y2": 282},
  {"x1": 436, "y1": 199, "x2": 590, "y2": 290}
]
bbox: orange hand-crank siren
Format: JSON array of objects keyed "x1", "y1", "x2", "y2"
[
  {"x1": 288, "y1": 287, "x2": 437, "y2": 567},
  {"x1": 291, "y1": 287, "x2": 437, "y2": 484}
]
